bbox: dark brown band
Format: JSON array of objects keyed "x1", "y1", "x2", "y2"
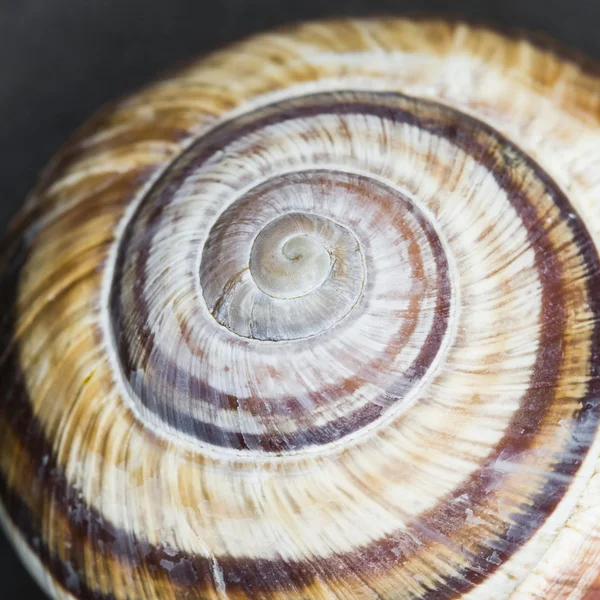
[{"x1": 2, "y1": 90, "x2": 600, "y2": 598}]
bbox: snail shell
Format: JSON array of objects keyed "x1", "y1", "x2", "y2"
[{"x1": 1, "y1": 17, "x2": 600, "y2": 600}]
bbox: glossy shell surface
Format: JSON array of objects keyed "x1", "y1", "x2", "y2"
[{"x1": 1, "y1": 17, "x2": 600, "y2": 600}]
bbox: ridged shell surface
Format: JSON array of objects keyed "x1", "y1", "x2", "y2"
[{"x1": 1, "y1": 17, "x2": 600, "y2": 600}]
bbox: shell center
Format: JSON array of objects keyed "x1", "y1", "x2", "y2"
[{"x1": 251, "y1": 220, "x2": 333, "y2": 299}]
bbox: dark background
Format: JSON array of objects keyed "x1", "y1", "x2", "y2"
[{"x1": 1, "y1": 0, "x2": 599, "y2": 597}]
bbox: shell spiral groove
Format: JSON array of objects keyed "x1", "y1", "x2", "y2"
[{"x1": 2, "y1": 17, "x2": 600, "y2": 600}]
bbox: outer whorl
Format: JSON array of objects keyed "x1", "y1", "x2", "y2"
[{"x1": 1, "y1": 17, "x2": 600, "y2": 600}]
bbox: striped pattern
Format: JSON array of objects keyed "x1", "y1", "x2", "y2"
[{"x1": 1, "y1": 17, "x2": 600, "y2": 600}]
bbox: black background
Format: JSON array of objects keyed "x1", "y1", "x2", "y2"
[{"x1": 1, "y1": 0, "x2": 599, "y2": 597}]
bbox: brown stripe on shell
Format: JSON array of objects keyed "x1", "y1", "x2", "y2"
[
  {"x1": 86, "y1": 87, "x2": 600, "y2": 588},
  {"x1": 108, "y1": 90, "x2": 586, "y2": 456},
  {"x1": 2, "y1": 18, "x2": 600, "y2": 600},
  {"x1": 111, "y1": 166, "x2": 452, "y2": 451},
  {"x1": 0, "y1": 92, "x2": 598, "y2": 599},
  {"x1": 0, "y1": 317, "x2": 599, "y2": 600}
]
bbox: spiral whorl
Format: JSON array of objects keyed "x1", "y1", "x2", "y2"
[
  {"x1": 109, "y1": 92, "x2": 460, "y2": 454},
  {"x1": 2, "y1": 17, "x2": 600, "y2": 600},
  {"x1": 200, "y1": 175, "x2": 367, "y2": 342}
]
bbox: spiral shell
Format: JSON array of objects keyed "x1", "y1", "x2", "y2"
[{"x1": 2, "y1": 17, "x2": 600, "y2": 600}]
